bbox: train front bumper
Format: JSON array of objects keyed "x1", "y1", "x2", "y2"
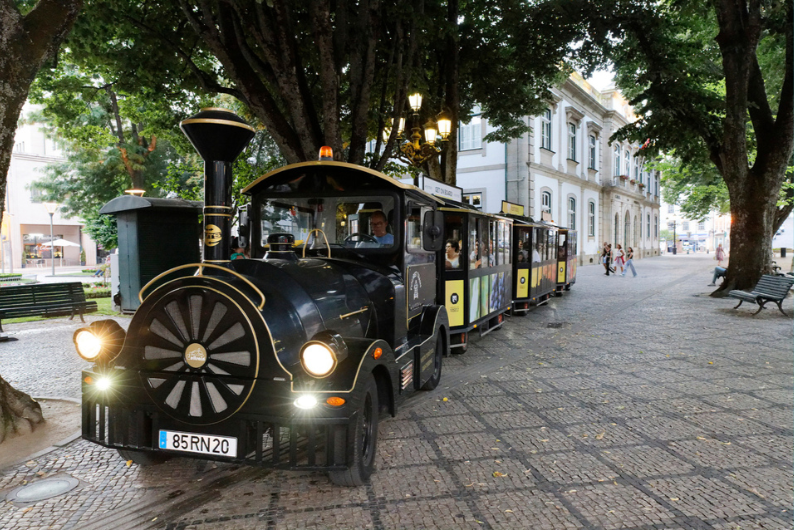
[{"x1": 81, "y1": 369, "x2": 356, "y2": 471}]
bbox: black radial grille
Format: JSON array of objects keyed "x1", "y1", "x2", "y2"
[{"x1": 139, "y1": 287, "x2": 258, "y2": 425}]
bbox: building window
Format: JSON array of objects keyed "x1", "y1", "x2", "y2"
[
  {"x1": 541, "y1": 109, "x2": 552, "y2": 150},
  {"x1": 647, "y1": 214, "x2": 651, "y2": 238},
  {"x1": 568, "y1": 197, "x2": 576, "y2": 228},
  {"x1": 588, "y1": 201, "x2": 595, "y2": 236},
  {"x1": 459, "y1": 115, "x2": 482, "y2": 151},
  {"x1": 634, "y1": 158, "x2": 640, "y2": 181},
  {"x1": 589, "y1": 135, "x2": 597, "y2": 169},
  {"x1": 13, "y1": 142, "x2": 25, "y2": 153},
  {"x1": 698, "y1": 221, "x2": 706, "y2": 230},
  {"x1": 655, "y1": 177, "x2": 659, "y2": 196},
  {"x1": 682, "y1": 221, "x2": 689, "y2": 231},
  {"x1": 613, "y1": 145, "x2": 621, "y2": 176},
  {"x1": 667, "y1": 204, "x2": 674, "y2": 214},
  {"x1": 462, "y1": 192, "x2": 483, "y2": 210},
  {"x1": 655, "y1": 215, "x2": 658, "y2": 237},
  {"x1": 29, "y1": 185, "x2": 44, "y2": 203},
  {"x1": 541, "y1": 191, "x2": 552, "y2": 214},
  {"x1": 568, "y1": 123, "x2": 576, "y2": 160},
  {"x1": 624, "y1": 150, "x2": 631, "y2": 176}
]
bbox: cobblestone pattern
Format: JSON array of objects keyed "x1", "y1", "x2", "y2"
[{"x1": 0, "y1": 255, "x2": 791, "y2": 529}]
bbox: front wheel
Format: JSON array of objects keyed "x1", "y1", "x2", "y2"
[
  {"x1": 329, "y1": 375, "x2": 379, "y2": 486},
  {"x1": 117, "y1": 449, "x2": 171, "y2": 466},
  {"x1": 421, "y1": 333, "x2": 445, "y2": 390}
]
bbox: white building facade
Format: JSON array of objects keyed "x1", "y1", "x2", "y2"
[
  {"x1": 659, "y1": 201, "x2": 731, "y2": 254},
  {"x1": 455, "y1": 73, "x2": 661, "y2": 265},
  {"x1": 3, "y1": 106, "x2": 99, "y2": 272}
]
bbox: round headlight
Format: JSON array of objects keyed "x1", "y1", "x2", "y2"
[
  {"x1": 301, "y1": 343, "x2": 337, "y2": 377},
  {"x1": 75, "y1": 330, "x2": 102, "y2": 361}
]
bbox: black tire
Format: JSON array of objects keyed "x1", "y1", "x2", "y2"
[
  {"x1": 421, "y1": 333, "x2": 444, "y2": 390},
  {"x1": 117, "y1": 449, "x2": 171, "y2": 466},
  {"x1": 329, "y1": 375, "x2": 379, "y2": 486},
  {"x1": 564, "y1": 284, "x2": 571, "y2": 291}
]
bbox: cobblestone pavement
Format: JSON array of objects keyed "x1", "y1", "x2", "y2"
[{"x1": 0, "y1": 254, "x2": 791, "y2": 529}]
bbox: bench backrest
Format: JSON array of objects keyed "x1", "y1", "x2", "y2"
[
  {"x1": 0, "y1": 282, "x2": 87, "y2": 309},
  {"x1": 755, "y1": 274, "x2": 794, "y2": 297}
]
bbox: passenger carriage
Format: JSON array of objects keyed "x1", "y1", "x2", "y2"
[
  {"x1": 499, "y1": 201, "x2": 558, "y2": 315},
  {"x1": 436, "y1": 200, "x2": 512, "y2": 353},
  {"x1": 556, "y1": 227, "x2": 578, "y2": 293}
]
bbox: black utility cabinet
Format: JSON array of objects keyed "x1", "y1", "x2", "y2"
[{"x1": 99, "y1": 196, "x2": 203, "y2": 313}]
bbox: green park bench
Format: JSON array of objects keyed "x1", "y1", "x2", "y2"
[
  {"x1": 728, "y1": 274, "x2": 794, "y2": 316},
  {"x1": 0, "y1": 282, "x2": 98, "y2": 331}
]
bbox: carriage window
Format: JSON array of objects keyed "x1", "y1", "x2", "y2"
[
  {"x1": 444, "y1": 215, "x2": 463, "y2": 270},
  {"x1": 480, "y1": 218, "x2": 490, "y2": 269},
  {"x1": 260, "y1": 196, "x2": 395, "y2": 249},
  {"x1": 497, "y1": 221, "x2": 505, "y2": 265},
  {"x1": 517, "y1": 228, "x2": 531, "y2": 263},
  {"x1": 547, "y1": 231, "x2": 556, "y2": 261},
  {"x1": 558, "y1": 233, "x2": 567, "y2": 260},
  {"x1": 469, "y1": 220, "x2": 481, "y2": 269},
  {"x1": 533, "y1": 228, "x2": 543, "y2": 262},
  {"x1": 406, "y1": 206, "x2": 422, "y2": 251},
  {"x1": 489, "y1": 220, "x2": 498, "y2": 266},
  {"x1": 504, "y1": 222, "x2": 511, "y2": 264}
]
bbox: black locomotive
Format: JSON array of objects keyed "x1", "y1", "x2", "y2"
[{"x1": 74, "y1": 109, "x2": 449, "y2": 486}]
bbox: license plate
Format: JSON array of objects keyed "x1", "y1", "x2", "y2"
[{"x1": 158, "y1": 430, "x2": 238, "y2": 458}]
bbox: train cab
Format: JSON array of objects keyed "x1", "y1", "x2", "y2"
[
  {"x1": 556, "y1": 228, "x2": 578, "y2": 293},
  {"x1": 437, "y1": 200, "x2": 512, "y2": 352},
  {"x1": 499, "y1": 201, "x2": 558, "y2": 314}
]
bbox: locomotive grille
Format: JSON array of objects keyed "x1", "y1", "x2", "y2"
[{"x1": 139, "y1": 287, "x2": 259, "y2": 425}]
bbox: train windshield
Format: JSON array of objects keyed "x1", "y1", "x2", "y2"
[{"x1": 260, "y1": 196, "x2": 396, "y2": 249}]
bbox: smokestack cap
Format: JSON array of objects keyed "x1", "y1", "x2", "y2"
[{"x1": 180, "y1": 108, "x2": 256, "y2": 162}]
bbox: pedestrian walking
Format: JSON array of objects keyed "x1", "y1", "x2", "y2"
[
  {"x1": 602, "y1": 242, "x2": 611, "y2": 275},
  {"x1": 622, "y1": 247, "x2": 637, "y2": 277},
  {"x1": 715, "y1": 243, "x2": 725, "y2": 266},
  {"x1": 614, "y1": 244, "x2": 626, "y2": 275}
]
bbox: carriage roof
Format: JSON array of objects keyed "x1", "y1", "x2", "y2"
[{"x1": 243, "y1": 161, "x2": 442, "y2": 204}]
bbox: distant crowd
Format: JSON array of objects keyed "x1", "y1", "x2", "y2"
[{"x1": 600, "y1": 242, "x2": 637, "y2": 277}]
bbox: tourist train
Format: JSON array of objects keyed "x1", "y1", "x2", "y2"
[{"x1": 73, "y1": 109, "x2": 575, "y2": 486}]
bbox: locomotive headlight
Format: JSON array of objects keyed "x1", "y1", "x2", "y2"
[
  {"x1": 301, "y1": 343, "x2": 337, "y2": 377},
  {"x1": 75, "y1": 330, "x2": 102, "y2": 360},
  {"x1": 73, "y1": 320, "x2": 127, "y2": 364}
]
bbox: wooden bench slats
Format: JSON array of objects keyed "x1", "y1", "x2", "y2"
[
  {"x1": 0, "y1": 282, "x2": 98, "y2": 331},
  {"x1": 728, "y1": 274, "x2": 793, "y2": 316}
]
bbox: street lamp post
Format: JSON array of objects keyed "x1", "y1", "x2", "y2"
[
  {"x1": 43, "y1": 202, "x2": 58, "y2": 276},
  {"x1": 386, "y1": 93, "x2": 453, "y2": 182}
]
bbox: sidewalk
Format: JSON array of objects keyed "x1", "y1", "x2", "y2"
[{"x1": 0, "y1": 255, "x2": 790, "y2": 529}]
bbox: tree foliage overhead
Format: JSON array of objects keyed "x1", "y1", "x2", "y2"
[{"x1": 57, "y1": 0, "x2": 603, "y2": 183}]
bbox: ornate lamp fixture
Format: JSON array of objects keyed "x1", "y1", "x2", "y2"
[{"x1": 386, "y1": 93, "x2": 453, "y2": 168}]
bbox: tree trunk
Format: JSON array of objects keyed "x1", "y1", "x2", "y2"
[
  {"x1": 0, "y1": 375, "x2": 43, "y2": 443},
  {"x1": 714, "y1": 172, "x2": 778, "y2": 295},
  {"x1": 0, "y1": 0, "x2": 83, "y2": 441}
]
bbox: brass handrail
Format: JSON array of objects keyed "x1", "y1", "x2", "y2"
[
  {"x1": 302, "y1": 229, "x2": 331, "y2": 259},
  {"x1": 139, "y1": 263, "x2": 266, "y2": 310}
]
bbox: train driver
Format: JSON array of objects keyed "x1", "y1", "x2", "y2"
[{"x1": 369, "y1": 211, "x2": 393, "y2": 246}]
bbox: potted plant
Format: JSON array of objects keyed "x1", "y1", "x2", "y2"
[
  {"x1": 619, "y1": 174, "x2": 629, "y2": 181},
  {"x1": 638, "y1": 182, "x2": 646, "y2": 190},
  {"x1": 630, "y1": 179, "x2": 636, "y2": 185}
]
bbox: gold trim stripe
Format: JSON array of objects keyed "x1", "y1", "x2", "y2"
[
  {"x1": 205, "y1": 213, "x2": 232, "y2": 217},
  {"x1": 340, "y1": 307, "x2": 369, "y2": 320},
  {"x1": 200, "y1": 107, "x2": 234, "y2": 112},
  {"x1": 139, "y1": 263, "x2": 265, "y2": 310},
  {"x1": 180, "y1": 118, "x2": 255, "y2": 133},
  {"x1": 204, "y1": 205, "x2": 232, "y2": 210}
]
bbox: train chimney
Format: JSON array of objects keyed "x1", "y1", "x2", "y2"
[{"x1": 180, "y1": 108, "x2": 255, "y2": 264}]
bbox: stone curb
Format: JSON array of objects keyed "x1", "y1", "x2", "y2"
[{"x1": 0, "y1": 395, "x2": 82, "y2": 473}]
